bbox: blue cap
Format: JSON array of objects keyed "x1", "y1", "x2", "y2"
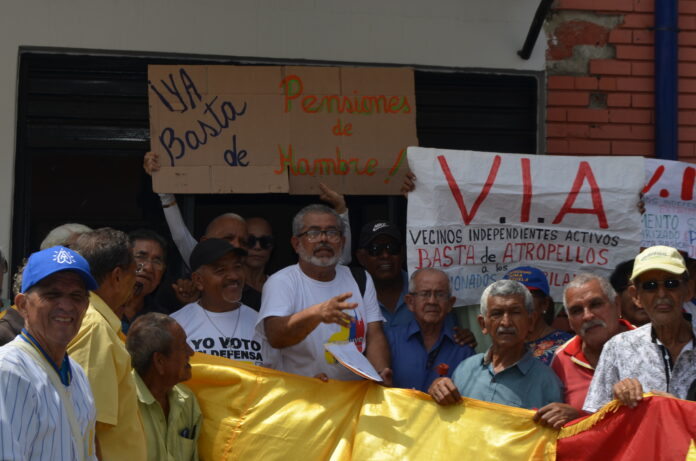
[
  {"x1": 22, "y1": 246, "x2": 98, "y2": 293},
  {"x1": 503, "y1": 266, "x2": 549, "y2": 296}
]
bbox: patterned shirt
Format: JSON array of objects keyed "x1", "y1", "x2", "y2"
[
  {"x1": 527, "y1": 330, "x2": 573, "y2": 365},
  {"x1": 583, "y1": 323, "x2": 696, "y2": 413}
]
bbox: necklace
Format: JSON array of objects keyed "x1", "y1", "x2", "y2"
[{"x1": 199, "y1": 302, "x2": 242, "y2": 344}]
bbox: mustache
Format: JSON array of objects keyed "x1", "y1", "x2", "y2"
[
  {"x1": 496, "y1": 326, "x2": 517, "y2": 335},
  {"x1": 580, "y1": 318, "x2": 607, "y2": 336},
  {"x1": 655, "y1": 297, "x2": 674, "y2": 307},
  {"x1": 313, "y1": 243, "x2": 334, "y2": 254}
]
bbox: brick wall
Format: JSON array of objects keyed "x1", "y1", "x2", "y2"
[{"x1": 545, "y1": 0, "x2": 696, "y2": 160}]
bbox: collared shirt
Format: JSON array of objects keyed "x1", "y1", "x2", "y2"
[
  {"x1": 379, "y1": 271, "x2": 413, "y2": 329},
  {"x1": 452, "y1": 349, "x2": 563, "y2": 409},
  {"x1": 133, "y1": 371, "x2": 201, "y2": 461},
  {"x1": 68, "y1": 292, "x2": 147, "y2": 461},
  {"x1": 584, "y1": 323, "x2": 696, "y2": 413},
  {"x1": 0, "y1": 337, "x2": 97, "y2": 460},
  {"x1": 387, "y1": 317, "x2": 475, "y2": 392},
  {"x1": 551, "y1": 319, "x2": 634, "y2": 410}
]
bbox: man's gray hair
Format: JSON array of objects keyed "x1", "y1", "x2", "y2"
[
  {"x1": 408, "y1": 268, "x2": 451, "y2": 296},
  {"x1": 125, "y1": 313, "x2": 178, "y2": 376},
  {"x1": 480, "y1": 279, "x2": 533, "y2": 316},
  {"x1": 563, "y1": 273, "x2": 617, "y2": 312},
  {"x1": 40, "y1": 223, "x2": 93, "y2": 250},
  {"x1": 292, "y1": 204, "x2": 343, "y2": 236},
  {"x1": 205, "y1": 213, "x2": 246, "y2": 236}
]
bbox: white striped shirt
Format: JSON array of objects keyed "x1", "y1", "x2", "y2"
[{"x1": 0, "y1": 337, "x2": 97, "y2": 460}]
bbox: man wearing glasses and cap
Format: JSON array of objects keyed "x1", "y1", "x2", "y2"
[
  {"x1": 0, "y1": 246, "x2": 98, "y2": 460},
  {"x1": 584, "y1": 245, "x2": 696, "y2": 412},
  {"x1": 258, "y1": 204, "x2": 391, "y2": 383}
]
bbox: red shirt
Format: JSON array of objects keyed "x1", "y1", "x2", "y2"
[{"x1": 550, "y1": 319, "x2": 634, "y2": 410}]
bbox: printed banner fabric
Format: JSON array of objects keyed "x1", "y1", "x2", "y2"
[{"x1": 406, "y1": 148, "x2": 644, "y2": 305}]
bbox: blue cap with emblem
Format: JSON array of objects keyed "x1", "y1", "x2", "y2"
[
  {"x1": 21, "y1": 246, "x2": 98, "y2": 293},
  {"x1": 503, "y1": 266, "x2": 550, "y2": 296}
]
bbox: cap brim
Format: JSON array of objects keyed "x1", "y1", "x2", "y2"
[{"x1": 631, "y1": 263, "x2": 686, "y2": 280}]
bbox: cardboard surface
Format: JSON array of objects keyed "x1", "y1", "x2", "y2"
[{"x1": 148, "y1": 65, "x2": 417, "y2": 194}]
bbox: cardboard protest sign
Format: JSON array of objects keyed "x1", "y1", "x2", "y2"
[
  {"x1": 148, "y1": 65, "x2": 417, "y2": 195},
  {"x1": 642, "y1": 158, "x2": 696, "y2": 256},
  {"x1": 406, "y1": 147, "x2": 644, "y2": 305}
]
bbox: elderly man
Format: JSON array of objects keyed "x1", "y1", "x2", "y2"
[
  {"x1": 258, "y1": 204, "x2": 390, "y2": 382},
  {"x1": 126, "y1": 313, "x2": 201, "y2": 461},
  {"x1": 532, "y1": 273, "x2": 633, "y2": 428},
  {"x1": 584, "y1": 246, "x2": 696, "y2": 412},
  {"x1": 387, "y1": 268, "x2": 474, "y2": 392},
  {"x1": 503, "y1": 266, "x2": 572, "y2": 365},
  {"x1": 429, "y1": 279, "x2": 562, "y2": 409},
  {"x1": 0, "y1": 246, "x2": 98, "y2": 460},
  {"x1": 356, "y1": 220, "x2": 477, "y2": 348},
  {"x1": 172, "y1": 238, "x2": 270, "y2": 366},
  {"x1": 68, "y1": 228, "x2": 147, "y2": 461}
]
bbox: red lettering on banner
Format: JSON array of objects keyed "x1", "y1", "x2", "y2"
[
  {"x1": 553, "y1": 161, "x2": 609, "y2": 229},
  {"x1": 520, "y1": 158, "x2": 532, "y2": 223},
  {"x1": 642, "y1": 165, "x2": 665, "y2": 195},
  {"x1": 682, "y1": 167, "x2": 695, "y2": 201},
  {"x1": 438, "y1": 154, "x2": 501, "y2": 225}
]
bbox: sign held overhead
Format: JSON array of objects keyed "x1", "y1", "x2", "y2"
[{"x1": 148, "y1": 65, "x2": 418, "y2": 195}]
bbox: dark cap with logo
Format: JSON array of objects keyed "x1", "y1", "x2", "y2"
[
  {"x1": 189, "y1": 238, "x2": 247, "y2": 272},
  {"x1": 358, "y1": 220, "x2": 402, "y2": 249}
]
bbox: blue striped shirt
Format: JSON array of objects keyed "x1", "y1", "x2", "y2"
[{"x1": 0, "y1": 337, "x2": 97, "y2": 460}]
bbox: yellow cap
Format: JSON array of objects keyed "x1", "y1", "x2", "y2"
[{"x1": 630, "y1": 245, "x2": 686, "y2": 280}]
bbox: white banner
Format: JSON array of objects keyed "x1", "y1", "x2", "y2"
[
  {"x1": 406, "y1": 147, "x2": 644, "y2": 305},
  {"x1": 642, "y1": 158, "x2": 696, "y2": 257}
]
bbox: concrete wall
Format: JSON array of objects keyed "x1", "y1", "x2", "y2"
[{"x1": 0, "y1": 0, "x2": 545, "y2": 272}]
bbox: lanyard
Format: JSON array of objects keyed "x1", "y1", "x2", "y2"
[{"x1": 19, "y1": 328, "x2": 72, "y2": 386}]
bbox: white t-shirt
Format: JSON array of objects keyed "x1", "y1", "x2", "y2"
[
  {"x1": 171, "y1": 302, "x2": 272, "y2": 368},
  {"x1": 0, "y1": 338, "x2": 97, "y2": 461},
  {"x1": 257, "y1": 264, "x2": 383, "y2": 380}
]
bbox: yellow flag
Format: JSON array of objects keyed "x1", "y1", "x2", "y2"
[{"x1": 185, "y1": 353, "x2": 557, "y2": 461}]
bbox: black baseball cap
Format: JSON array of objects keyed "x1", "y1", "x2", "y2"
[
  {"x1": 189, "y1": 238, "x2": 247, "y2": 272},
  {"x1": 358, "y1": 220, "x2": 402, "y2": 249}
]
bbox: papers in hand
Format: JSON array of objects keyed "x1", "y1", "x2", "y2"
[{"x1": 324, "y1": 341, "x2": 383, "y2": 382}]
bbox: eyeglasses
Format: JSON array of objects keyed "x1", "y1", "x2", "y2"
[
  {"x1": 247, "y1": 234, "x2": 274, "y2": 250},
  {"x1": 365, "y1": 242, "x2": 400, "y2": 257},
  {"x1": 410, "y1": 290, "x2": 449, "y2": 301},
  {"x1": 297, "y1": 229, "x2": 342, "y2": 242},
  {"x1": 639, "y1": 279, "x2": 683, "y2": 292},
  {"x1": 134, "y1": 252, "x2": 165, "y2": 269}
]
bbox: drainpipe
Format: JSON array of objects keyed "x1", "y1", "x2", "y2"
[{"x1": 655, "y1": 0, "x2": 678, "y2": 160}]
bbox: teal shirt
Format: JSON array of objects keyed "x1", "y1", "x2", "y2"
[{"x1": 451, "y1": 349, "x2": 563, "y2": 409}]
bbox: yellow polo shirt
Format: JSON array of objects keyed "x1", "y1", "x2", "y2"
[
  {"x1": 134, "y1": 371, "x2": 201, "y2": 461},
  {"x1": 68, "y1": 292, "x2": 147, "y2": 461}
]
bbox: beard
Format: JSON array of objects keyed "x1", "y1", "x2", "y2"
[{"x1": 297, "y1": 244, "x2": 340, "y2": 268}]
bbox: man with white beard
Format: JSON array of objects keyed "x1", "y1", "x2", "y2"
[{"x1": 257, "y1": 204, "x2": 391, "y2": 383}]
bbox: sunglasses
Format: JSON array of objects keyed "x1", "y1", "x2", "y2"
[
  {"x1": 366, "y1": 242, "x2": 400, "y2": 257},
  {"x1": 247, "y1": 235, "x2": 274, "y2": 250},
  {"x1": 639, "y1": 279, "x2": 683, "y2": 291}
]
